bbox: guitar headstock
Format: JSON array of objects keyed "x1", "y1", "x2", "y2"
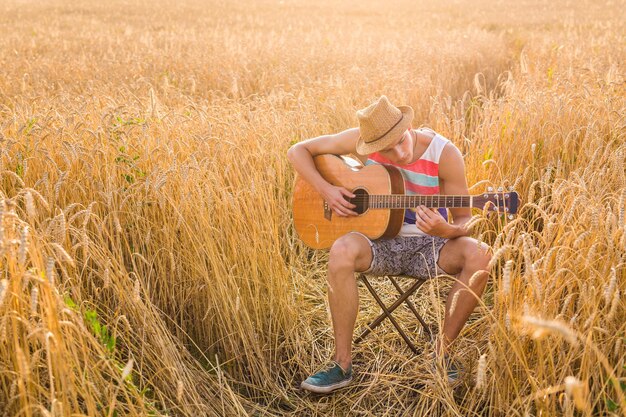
[{"x1": 472, "y1": 187, "x2": 520, "y2": 218}]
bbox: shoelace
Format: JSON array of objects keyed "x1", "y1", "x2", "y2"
[
  {"x1": 321, "y1": 361, "x2": 349, "y2": 375},
  {"x1": 322, "y1": 362, "x2": 340, "y2": 373}
]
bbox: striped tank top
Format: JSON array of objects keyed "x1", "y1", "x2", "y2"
[{"x1": 365, "y1": 128, "x2": 450, "y2": 237}]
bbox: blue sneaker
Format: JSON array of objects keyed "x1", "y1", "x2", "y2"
[
  {"x1": 430, "y1": 354, "x2": 462, "y2": 386},
  {"x1": 300, "y1": 361, "x2": 353, "y2": 394}
]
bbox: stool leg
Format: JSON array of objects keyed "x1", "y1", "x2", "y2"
[
  {"x1": 355, "y1": 275, "x2": 420, "y2": 354},
  {"x1": 388, "y1": 276, "x2": 432, "y2": 341},
  {"x1": 355, "y1": 275, "x2": 415, "y2": 342},
  {"x1": 356, "y1": 275, "x2": 425, "y2": 339}
]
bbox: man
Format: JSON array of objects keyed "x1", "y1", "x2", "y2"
[{"x1": 287, "y1": 95, "x2": 491, "y2": 394}]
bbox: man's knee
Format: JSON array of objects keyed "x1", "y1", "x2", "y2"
[
  {"x1": 460, "y1": 237, "x2": 491, "y2": 272},
  {"x1": 328, "y1": 235, "x2": 367, "y2": 275},
  {"x1": 329, "y1": 238, "x2": 357, "y2": 272}
]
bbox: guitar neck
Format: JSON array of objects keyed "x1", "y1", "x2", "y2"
[{"x1": 367, "y1": 194, "x2": 472, "y2": 209}]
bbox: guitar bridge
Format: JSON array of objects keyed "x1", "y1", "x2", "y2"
[{"x1": 324, "y1": 200, "x2": 332, "y2": 221}]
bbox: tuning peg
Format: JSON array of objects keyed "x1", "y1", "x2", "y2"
[
  {"x1": 508, "y1": 214, "x2": 515, "y2": 220},
  {"x1": 487, "y1": 187, "x2": 494, "y2": 192},
  {"x1": 497, "y1": 187, "x2": 503, "y2": 192},
  {"x1": 508, "y1": 186, "x2": 515, "y2": 191}
]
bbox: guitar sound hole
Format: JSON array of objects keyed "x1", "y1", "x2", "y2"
[{"x1": 347, "y1": 188, "x2": 369, "y2": 215}]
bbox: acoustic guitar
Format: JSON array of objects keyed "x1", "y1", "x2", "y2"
[{"x1": 293, "y1": 154, "x2": 520, "y2": 249}]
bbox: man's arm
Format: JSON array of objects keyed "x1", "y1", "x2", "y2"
[
  {"x1": 438, "y1": 143, "x2": 472, "y2": 238},
  {"x1": 287, "y1": 128, "x2": 361, "y2": 217},
  {"x1": 414, "y1": 143, "x2": 472, "y2": 239}
]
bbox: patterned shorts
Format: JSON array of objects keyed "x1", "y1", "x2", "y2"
[{"x1": 353, "y1": 233, "x2": 450, "y2": 278}]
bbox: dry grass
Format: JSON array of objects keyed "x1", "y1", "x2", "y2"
[{"x1": 0, "y1": 0, "x2": 624, "y2": 415}]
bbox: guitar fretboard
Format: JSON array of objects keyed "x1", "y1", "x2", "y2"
[{"x1": 368, "y1": 195, "x2": 472, "y2": 209}]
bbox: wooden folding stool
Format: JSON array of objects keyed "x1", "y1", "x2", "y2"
[{"x1": 354, "y1": 273, "x2": 432, "y2": 354}]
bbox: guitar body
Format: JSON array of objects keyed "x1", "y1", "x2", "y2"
[{"x1": 293, "y1": 154, "x2": 405, "y2": 249}]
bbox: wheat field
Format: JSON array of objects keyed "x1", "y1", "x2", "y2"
[{"x1": 0, "y1": 0, "x2": 624, "y2": 415}]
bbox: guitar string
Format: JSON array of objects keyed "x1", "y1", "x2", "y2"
[{"x1": 338, "y1": 195, "x2": 510, "y2": 209}]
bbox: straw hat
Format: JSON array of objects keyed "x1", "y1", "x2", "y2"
[{"x1": 356, "y1": 95, "x2": 414, "y2": 155}]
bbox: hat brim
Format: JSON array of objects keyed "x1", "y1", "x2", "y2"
[{"x1": 356, "y1": 106, "x2": 414, "y2": 155}]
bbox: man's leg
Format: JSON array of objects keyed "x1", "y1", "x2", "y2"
[
  {"x1": 327, "y1": 233, "x2": 373, "y2": 370},
  {"x1": 435, "y1": 236, "x2": 491, "y2": 356}
]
